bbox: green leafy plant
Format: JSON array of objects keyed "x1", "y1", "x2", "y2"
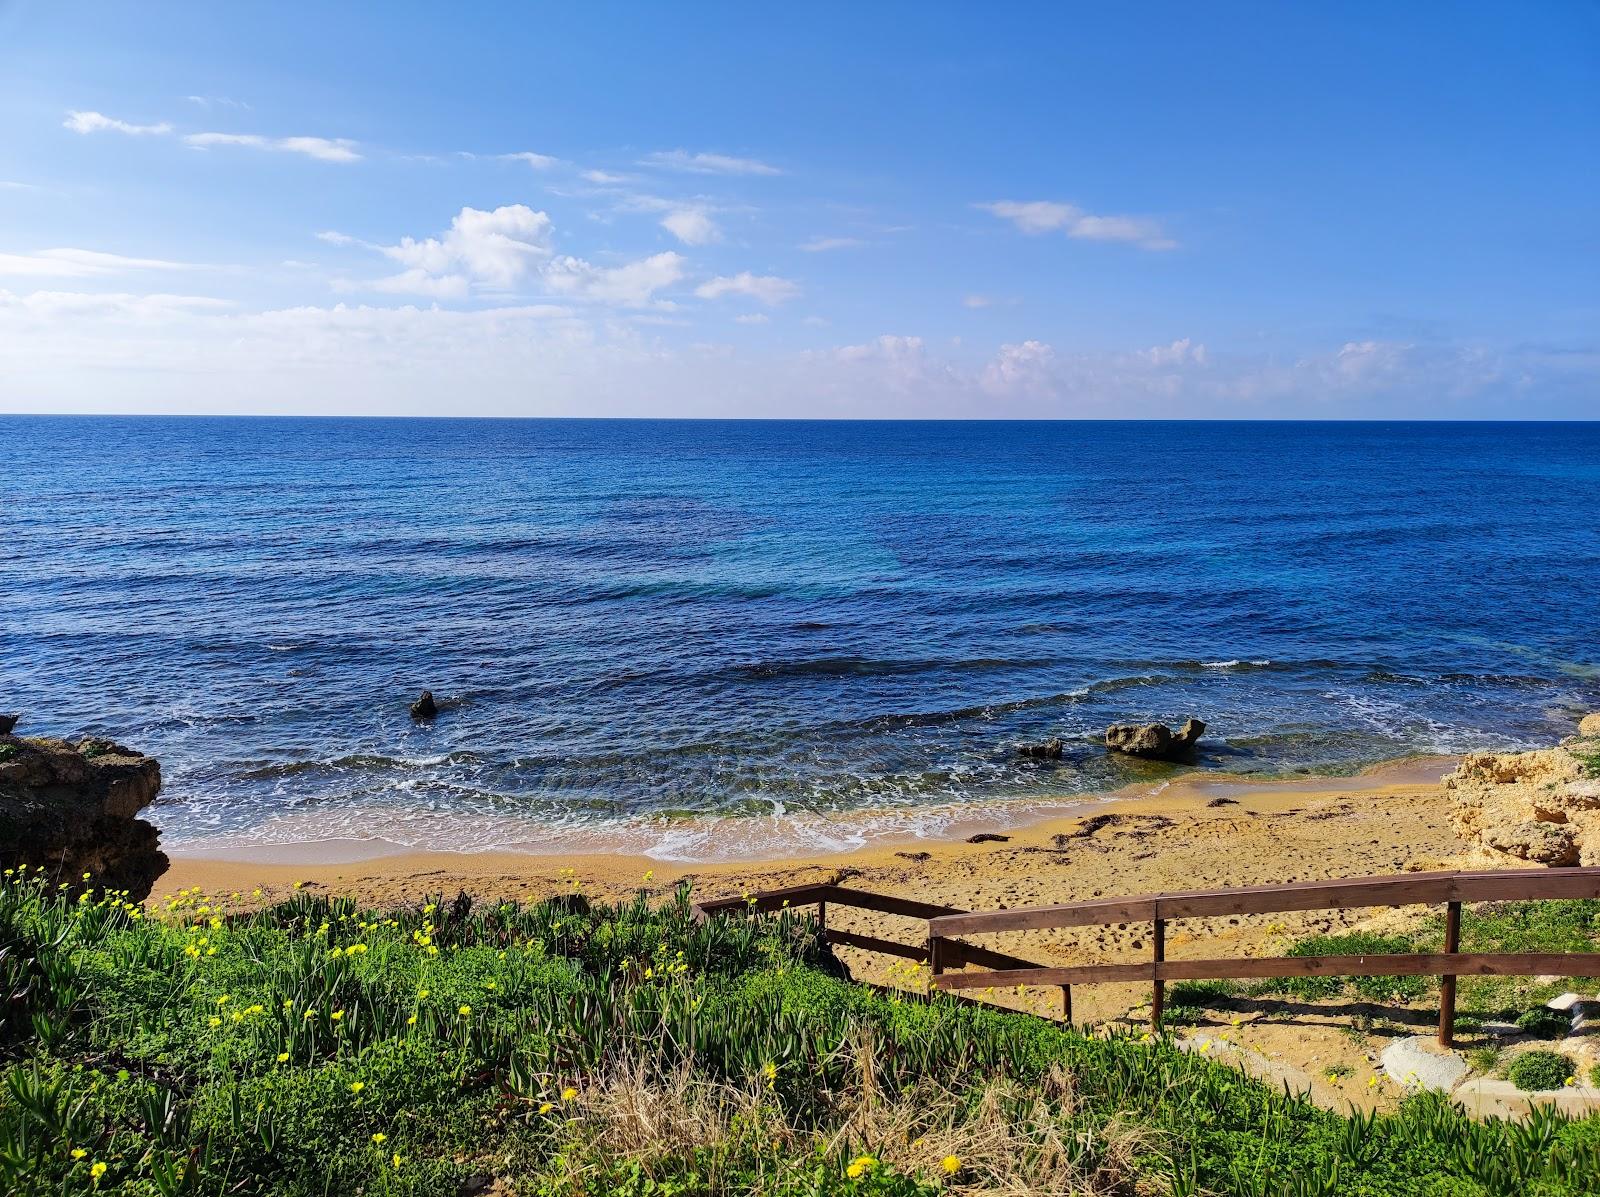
[{"x1": 1506, "y1": 1050, "x2": 1575, "y2": 1092}]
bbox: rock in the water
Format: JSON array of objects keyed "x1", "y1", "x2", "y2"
[
  {"x1": 0, "y1": 734, "x2": 167, "y2": 900},
  {"x1": 0, "y1": 713, "x2": 17, "y2": 735},
  {"x1": 1578, "y1": 712, "x2": 1600, "y2": 738},
  {"x1": 1017, "y1": 738, "x2": 1063, "y2": 759},
  {"x1": 1445, "y1": 746, "x2": 1600, "y2": 867},
  {"x1": 410, "y1": 690, "x2": 438, "y2": 721},
  {"x1": 1105, "y1": 717, "x2": 1206, "y2": 761}
]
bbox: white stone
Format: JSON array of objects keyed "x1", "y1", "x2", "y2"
[
  {"x1": 1547, "y1": 992, "x2": 1584, "y2": 1012},
  {"x1": 1381, "y1": 1035, "x2": 1470, "y2": 1093}
]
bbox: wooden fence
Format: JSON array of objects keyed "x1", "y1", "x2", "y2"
[{"x1": 697, "y1": 868, "x2": 1600, "y2": 1046}]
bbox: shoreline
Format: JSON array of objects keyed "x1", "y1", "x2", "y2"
[{"x1": 158, "y1": 752, "x2": 1460, "y2": 905}]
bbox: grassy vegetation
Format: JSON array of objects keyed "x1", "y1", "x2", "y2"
[{"x1": 4, "y1": 869, "x2": 1600, "y2": 1197}]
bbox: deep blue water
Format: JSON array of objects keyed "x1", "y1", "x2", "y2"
[{"x1": 4, "y1": 417, "x2": 1598, "y2": 858}]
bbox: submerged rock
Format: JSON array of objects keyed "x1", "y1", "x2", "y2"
[
  {"x1": 1016, "y1": 738, "x2": 1063, "y2": 760},
  {"x1": 0, "y1": 734, "x2": 167, "y2": 900},
  {"x1": 0, "y1": 713, "x2": 17, "y2": 735},
  {"x1": 410, "y1": 690, "x2": 439, "y2": 721},
  {"x1": 1105, "y1": 717, "x2": 1206, "y2": 761}
]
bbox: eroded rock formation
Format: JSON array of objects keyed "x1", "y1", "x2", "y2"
[
  {"x1": 0, "y1": 730, "x2": 168, "y2": 900},
  {"x1": 1105, "y1": 717, "x2": 1206, "y2": 761},
  {"x1": 1445, "y1": 720, "x2": 1600, "y2": 867}
]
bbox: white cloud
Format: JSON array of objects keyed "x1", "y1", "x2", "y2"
[
  {"x1": 184, "y1": 132, "x2": 361, "y2": 162},
  {"x1": 644, "y1": 150, "x2": 782, "y2": 176},
  {"x1": 500, "y1": 151, "x2": 563, "y2": 170},
  {"x1": 978, "y1": 200, "x2": 1176, "y2": 250},
  {"x1": 799, "y1": 236, "x2": 865, "y2": 252},
  {"x1": 185, "y1": 95, "x2": 251, "y2": 110},
  {"x1": 695, "y1": 272, "x2": 800, "y2": 306},
  {"x1": 0, "y1": 288, "x2": 229, "y2": 318},
  {"x1": 545, "y1": 251, "x2": 686, "y2": 306},
  {"x1": 64, "y1": 110, "x2": 172, "y2": 136},
  {"x1": 315, "y1": 230, "x2": 360, "y2": 247},
  {"x1": 580, "y1": 169, "x2": 632, "y2": 184},
  {"x1": 1142, "y1": 337, "x2": 1208, "y2": 366},
  {"x1": 660, "y1": 207, "x2": 721, "y2": 246},
  {"x1": 346, "y1": 205, "x2": 684, "y2": 307},
  {"x1": 734, "y1": 313, "x2": 769, "y2": 325},
  {"x1": 963, "y1": 294, "x2": 995, "y2": 308},
  {"x1": 0, "y1": 248, "x2": 196, "y2": 278},
  {"x1": 378, "y1": 204, "x2": 553, "y2": 293},
  {"x1": 0, "y1": 181, "x2": 38, "y2": 191}
]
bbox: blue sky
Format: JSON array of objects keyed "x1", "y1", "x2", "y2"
[{"x1": 0, "y1": 2, "x2": 1595, "y2": 417}]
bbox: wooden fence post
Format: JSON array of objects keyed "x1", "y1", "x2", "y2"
[
  {"x1": 817, "y1": 899, "x2": 827, "y2": 937},
  {"x1": 1439, "y1": 900, "x2": 1460, "y2": 1047},
  {"x1": 1151, "y1": 917, "x2": 1165, "y2": 1033},
  {"x1": 1061, "y1": 985, "x2": 1073, "y2": 1026}
]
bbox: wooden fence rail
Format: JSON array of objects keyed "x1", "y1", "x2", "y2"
[
  {"x1": 926, "y1": 867, "x2": 1600, "y2": 1046},
  {"x1": 695, "y1": 868, "x2": 1600, "y2": 1046}
]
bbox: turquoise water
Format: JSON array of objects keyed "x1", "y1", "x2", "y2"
[{"x1": 4, "y1": 417, "x2": 1597, "y2": 858}]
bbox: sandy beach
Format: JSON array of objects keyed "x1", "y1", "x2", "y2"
[{"x1": 160, "y1": 759, "x2": 1466, "y2": 993}]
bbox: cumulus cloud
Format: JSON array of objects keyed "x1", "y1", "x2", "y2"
[
  {"x1": 64, "y1": 110, "x2": 172, "y2": 136},
  {"x1": 0, "y1": 248, "x2": 197, "y2": 278},
  {"x1": 978, "y1": 200, "x2": 1176, "y2": 250},
  {"x1": 660, "y1": 207, "x2": 721, "y2": 246},
  {"x1": 184, "y1": 132, "x2": 361, "y2": 162},
  {"x1": 695, "y1": 272, "x2": 800, "y2": 306},
  {"x1": 644, "y1": 150, "x2": 782, "y2": 176},
  {"x1": 799, "y1": 236, "x2": 865, "y2": 252},
  {"x1": 345, "y1": 205, "x2": 684, "y2": 307}
]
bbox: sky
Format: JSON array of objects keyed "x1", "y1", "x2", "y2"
[{"x1": 0, "y1": 2, "x2": 1595, "y2": 418}]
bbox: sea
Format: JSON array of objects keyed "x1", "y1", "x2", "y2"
[{"x1": 4, "y1": 417, "x2": 1598, "y2": 860}]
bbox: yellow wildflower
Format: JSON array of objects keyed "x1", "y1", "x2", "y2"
[
  {"x1": 538, "y1": 1101, "x2": 555, "y2": 1114},
  {"x1": 371, "y1": 1132, "x2": 386, "y2": 1143},
  {"x1": 350, "y1": 1080, "x2": 365, "y2": 1093},
  {"x1": 459, "y1": 1004, "x2": 472, "y2": 1017},
  {"x1": 91, "y1": 1162, "x2": 107, "y2": 1180},
  {"x1": 277, "y1": 1052, "x2": 290, "y2": 1063},
  {"x1": 941, "y1": 1155, "x2": 961, "y2": 1175},
  {"x1": 561, "y1": 1086, "x2": 578, "y2": 1101},
  {"x1": 71, "y1": 1148, "x2": 87, "y2": 1160}
]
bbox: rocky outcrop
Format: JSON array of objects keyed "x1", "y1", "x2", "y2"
[
  {"x1": 410, "y1": 690, "x2": 438, "y2": 721},
  {"x1": 1016, "y1": 738, "x2": 1063, "y2": 760},
  {"x1": 1445, "y1": 720, "x2": 1600, "y2": 867},
  {"x1": 0, "y1": 731, "x2": 167, "y2": 900},
  {"x1": 1105, "y1": 718, "x2": 1205, "y2": 761}
]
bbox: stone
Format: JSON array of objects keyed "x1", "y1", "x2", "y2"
[
  {"x1": 1381, "y1": 1035, "x2": 1469, "y2": 1093},
  {"x1": 1452, "y1": 1076, "x2": 1600, "y2": 1120},
  {"x1": 1445, "y1": 746, "x2": 1600, "y2": 867},
  {"x1": 0, "y1": 713, "x2": 17, "y2": 735},
  {"x1": 1105, "y1": 717, "x2": 1206, "y2": 761},
  {"x1": 410, "y1": 690, "x2": 438, "y2": 721},
  {"x1": 1578, "y1": 712, "x2": 1600, "y2": 738},
  {"x1": 0, "y1": 734, "x2": 167, "y2": 900},
  {"x1": 1016, "y1": 738, "x2": 1063, "y2": 759}
]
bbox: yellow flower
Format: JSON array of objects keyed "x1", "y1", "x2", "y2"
[
  {"x1": 71, "y1": 1148, "x2": 87, "y2": 1160},
  {"x1": 941, "y1": 1155, "x2": 961, "y2": 1175},
  {"x1": 350, "y1": 1081, "x2": 365, "y2": 1093},
  {"x1": 392, "y1": 1153, "x2": 403, "y2": 1169},
  {"x1": 277, "y1": 1052, "x2": 290, "y2": 1063},
  {"x1": 217, "y1": 994, "x2": 230, "y2": 1005},
  {"x1": 90, "y1": 1162, "x2": 108, "y2": 1180},
  {"x1": 208, "y1": 1016, "x2": 222, "y2": 1027},
  {"x1": 423, "y1": 903, "x2": 437, "y2": 914},
  {"x1": 331, "y1": 1009, "x2": 344, "y2": 1021},
  {"x1": 538, "y1": 1101, "x2": 554, "y2": 1114},
  {"x1": 561, "y1": 1086, "x2": 578, "y2": 1101},
  {"x1": 459, "y1": 1004, "x2": 472, "y2": 1017},
  {"x1": 407, "y1": 1014, "x2": 418, "y2": 1026},
  {"x1": 371, "y1": 1132, "x2": 387, "y2": 1143},
  {"x1": 418, "y1": 989, "x2": 429, "y2": 999}
]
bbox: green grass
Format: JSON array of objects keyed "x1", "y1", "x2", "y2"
[{"x1": 4, "y1": 869, "x2": 1600, "y2": 1197}]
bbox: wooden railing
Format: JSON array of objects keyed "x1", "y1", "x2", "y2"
[
  {"x1": 926, "y1": 868, "x2": 1600, "y2": 1046},
  {"x1": 696, "y1": 869, "x2": 1600, "y2": 1045},
  {"x1": 692, "y1": 883, "x2": 1074, "y2": 1018}
]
